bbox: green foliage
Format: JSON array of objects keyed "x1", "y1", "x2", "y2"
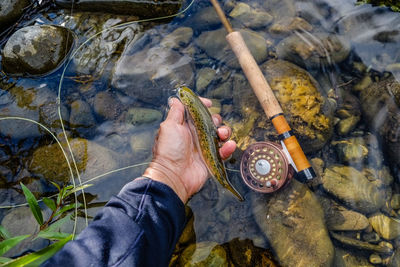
[
  {"x1": 0, "y1": 183, "x2": 93, "y2": 266},
  {"x1": 0, "y1": 225, "x2": 11, "y2": 240},
  {"x1": 20, "y1": 183, "x2": 44, "y2": 226},
  {"x1": 2, "y1": 235, "x2": 73, "y2": 267},
  {"x1": 0, "y1": 235, "x2": 29, "y2": 256}
]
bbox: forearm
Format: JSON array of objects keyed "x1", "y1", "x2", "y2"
[{"x1": 42, "y1": 178, "x2": 186, "y2": 267}]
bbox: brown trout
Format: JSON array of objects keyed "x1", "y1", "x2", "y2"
[{"x1": 177, "y1": 86, "x2": 244, "y2": 201}]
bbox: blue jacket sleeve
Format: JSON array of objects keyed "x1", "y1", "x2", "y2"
[{"x1": 42, "y1": 177, "x2": 186, "y2": 267}]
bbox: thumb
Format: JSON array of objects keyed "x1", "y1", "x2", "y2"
[{"x1": 166, "y1": 97, "x2": 185, "y2": 124}]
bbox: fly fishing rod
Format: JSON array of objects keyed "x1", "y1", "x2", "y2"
[{"x1": 209, "y1": 0, "x2": 316, "y2": 182}]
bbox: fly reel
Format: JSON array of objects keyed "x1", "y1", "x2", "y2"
[{"x1": 240, "y1": 141, "x2": 294, "y2": 193}]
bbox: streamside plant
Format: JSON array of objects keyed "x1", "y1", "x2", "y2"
[{"x1": 0, "y1": 182, "x2": 91, "y2": 266}]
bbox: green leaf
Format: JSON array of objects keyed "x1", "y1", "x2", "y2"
[
  {"x1": 3, "y1": 235, "x2": 72, "y2": 267},
  {"x1": 36, "y1": 216, "x2": 71, "y2": 241},
  {"x1": 0, "y1": 235, "x2": 29, "y2": 256},
  {"x1": 0, "y1": 226, "x2": 11, "y2": 240},
  {"x1": 64, "y1": 184, "x2": 92, "y2": 198},
  {"x1": 42, "y1": 197, "x2": 57, "y2": 212},
  {"x1": 20, "y1": 183, "x2": 43, "y2": 226},
  {"x1": 55, "y1": 203, "x2": 77, "y2": 217},
  {"x1": 0, "y1": 257, "x2": 12, "y2": 264},
  {"x1": 50, "y1": 181, "x2": 61, "y2": 192},
  {"x1": 35, "y1": 231, "x2": 71, "y2": 241}
]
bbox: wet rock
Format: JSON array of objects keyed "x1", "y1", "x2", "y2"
[
  {"x1": 196, "y1": 67, "x2": 217, "y2": 94},
  {"x1": 69, "y1": 100, "x2": 96, "y2": 128},
  {"x1": 1, "y1": 206, "x2": 38, "y2": 237},
  {"x1": 262, "y1": 60, "x2": 334, "y2": 152},
  {"x1": 360, "y1": 76, "x2": 400, "y2": 176},
  {"x1": 28, "y1": 138, "x2": 123, "y2": 184},
  {"x1": 160, "y1": 27, "x2": 193, "y2": 49},
  {"x1": 93, "y1": 91, "x2": 121, "y2": 121},
  {"x1": 369, "y1": 253, "x2": 382, "y2": 265},
  {"x1": 206, "y1": 81, "x2": 232, "y2": 100},
  {"x1": 178, "y1": 242, "x2": 230, "y2": 266},
  {"x1": 389, "y1": 248, "x2": 400, "y2": 267},
  {"x1": 330, "y1": 232, "x2": 392, "y2": 254},
  {"x1": 321, "y1": 199, "x2": 370, "y2": 231},
  {"x1": 337, "y1": 116, "x2": 360, "y2": 136},
  {"x1": 229, "y1": 2, "x2": 273, "y2": 29},
  {"x1": 112, "y1": 45, "x2": 194, "y2": 104},
  {"x1": 391, "y1": 194, "x2": 400, "y2": 209},
  {"x1": 0, "y1": 84, "x2": 64, "y2": 139},
  {"x1": 224, "y1": 239, "x2": 278, "y2": 267},
  {"x1": 124, "y1": 107, "x2": 162, "y2": 128},
  {"x1": 251, "y1": 179, "x2": 334, "y2": 267},
  {"x1": 261, "y1": 0, "x2": 296, "y2": 21},
  {"x1": 196, "y1": 28, "x2": 268, "y2": 69},
  {"x1": 321, "y1": 165, "x2": 386, "y2": 213},
  {"x1": 276, "y1": 32, "x2": 350, "y2": 68},
  {"x1": 186, "y1": 6, "x2": 221, "y2": 31},
  {"x1": 55, "y1": 0, "x2": 182, "y2": 18},
  {"x1": 369, "y1": 213, "x2": 400, "y2": 240},
  {"x1": 332, "y1": 137, "x2": 368, "y2": 164},
  {"x1": 0, "y1": 0, "x2": 30, "y2": 32},
  {"x1": 334, "y1": 248, "x2": 374, "y2": 267},
  {"x1": 269, "y1": 17, "x2": 313, "y2": 37},
  {"x1": 2, "y1": 25, "x2": 74, "y2": 76},
  {"x1": 39, "y1": 101, "x2": 70, "y2": 132},
  {"x1": 129, "y1": 129, "x2": 156, "y2": 162}
]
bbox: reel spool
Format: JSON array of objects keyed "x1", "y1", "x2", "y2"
[{"x1": 240, "y1": 141, "x2": 294, "y2": 193}]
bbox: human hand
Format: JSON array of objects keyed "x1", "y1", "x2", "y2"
[{"x1": 143, "y1": 97, "x2": 236, "y2": 203}]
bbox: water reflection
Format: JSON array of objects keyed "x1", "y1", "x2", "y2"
[{"x1": 0, "y1": 0, "x2": 400, "y2": 265}]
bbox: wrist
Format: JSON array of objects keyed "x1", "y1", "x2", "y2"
[{"x1": 143, "y1": 162, "x2": 189, "y2": 203}]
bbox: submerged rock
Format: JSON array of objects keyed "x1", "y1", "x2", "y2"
[
  {"x1": 262, "y1": 60, "x2": 334, "y2": 152},
  {"x1": 178, "y1": 242, "x2": 230, "y2": 266},
  {"x1": 55, "y1": 0, "x2": 183, "y2": 18},
  {"x1": 251, "y1": 179, "x2": 334, "y2": 267},
  {"x1": 229, "y1": 2, "x2": 273, "y2": 29},
  {"x1": 334, "y1": 248, "x2": 374, "y2": 267},
  {"x1": 0, "y1": 0, "x2": 30, "y2": 32},
  {"x1": 321, "y1": 165, "x2": 386, "y2": 214},
  {"x1": 2, "y1": 25, "x2": 74, "y2": 76},
  {"x1": 28, "y1": 138, "x2": 123, "y2": 184},
  {"x1": 112, "y1": 45, "x2": 194, "y2": 104},
  {"x1": 330, "y1": 232, "x2": 392, "y2": 254},
  {"x1": 360, "y1": 76, "x2": 400, "y2": 177},
  {"x1": 93, "y1": 91, "x2": 121, "y2": 121},
  {"x1": 69, "y1": 99, "x2": 96, "y2": 128},
  {"x1": 124, "y1": 107, "x2": 162, "y2": 128},
  {"x1": 369, "y1": 213, "x2": 400, "y2": 240},
  {"x1": 196, "y1": 28, "x2": 268, "y2": 69},
  {"x1": 276, "y1": 32, "x2": 350, "y2": 68}
]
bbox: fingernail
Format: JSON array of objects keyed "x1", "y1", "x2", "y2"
[{"x1": 219, "y1": 127, "x2": 228, "y2": 137}]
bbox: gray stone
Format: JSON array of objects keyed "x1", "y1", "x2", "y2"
[
  {"x1": 196, "y1": 67, "x2": 217, "y2": 94},
  {"x1": 124, "y1": 107, "x2": 162, "y2": 128},
  {"x1": 129, "y1": 129, "x2": 156, "y2": 162},
  {"x1": 276, "y1": 32, "x2": 350, "y2": 67},
  {"x1": 251, "y1": 179, "x2": 334, "y2": 267},
  {"x1": 196, "y1": 28, "x2": 268, "y2": 69},
  {"x1": 55, "y1": 0, "x2": 182, "y2": 18},
  {"x1": 269, "y1": 17, "x2": 313, "y2": 36},
  {"x1": 330, "y1": 232, "x2": 392, "y2": 254},
  {"x1": 69, "y1": 100, "x2": 96, "y2": 128},
  {"x1": 93, "y1": 91, "x2": 121, "y2": 121},
  {"x1": 229, "y1": 2, "x2": 273, "y2": 29},
  {"x1": 160, "y1": 27, "x2": 193, "y2": 49},
  {"x1": 360, "y1": 76, "x2": 400, "y2": 176},
  {"x1": 0, "y1": 0, "x2": 30, "y2": 32},
  {"x1": 321, "y1": 165, "x2": 386, "y2": 214},
  {"x1": 112, "y1": 45, "x2": 194, "y2": 104},
  {"x1": 187, "y1": 6, "x2": 221, "y2": 31},
  {"x1": 2, "y1": 25, "x2": 75, "y2": 76}
]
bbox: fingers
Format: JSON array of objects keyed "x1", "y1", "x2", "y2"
[
  {"x1": 166, "y1": 97, "x2": 185, "y2": 124},
  {"x1": 217, "y1": 126, "x2": 231, "y2": 141},
  {"x1": 212, "y1": 114, "x2": 222, "y2": 126},
  {"x1": 200, "y1": 97, "x2": 212, "y2": 107},
  {"x1": 219, "y1": 140, "x2": 236, "y2": 160}
]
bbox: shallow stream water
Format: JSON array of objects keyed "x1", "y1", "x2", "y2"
[{"x1": 1, "y1": 0, "x2": 400, "y2": 266}]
